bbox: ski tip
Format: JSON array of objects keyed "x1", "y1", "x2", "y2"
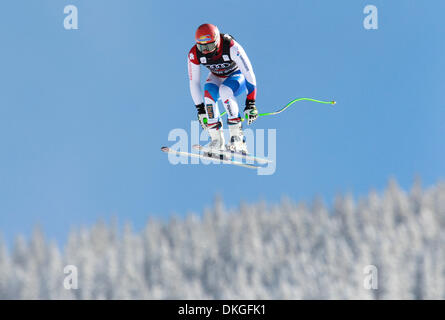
[
  {"x1": 161, "y1": 146, "x2": 169, "y2": 152},
  {"x1": 331, "y1": 100, "x2": 336, "y2": 105}
]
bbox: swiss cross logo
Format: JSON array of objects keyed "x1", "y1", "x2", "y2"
[{"x1": 189, "y1": 53, "x2": 194, "y2": 61}]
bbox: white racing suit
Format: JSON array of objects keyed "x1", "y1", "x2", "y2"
[{"x1": 188, "y1": 34, "x2": 257, "y2": 151}]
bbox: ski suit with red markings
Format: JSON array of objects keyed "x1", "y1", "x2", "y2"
[{"x1": 188, "y1": 34, "x2": 257, "y2": 128}]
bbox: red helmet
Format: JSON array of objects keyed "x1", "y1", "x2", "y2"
[{"x1": 195, "y1": 23, "x2": 220, "y2": 54}]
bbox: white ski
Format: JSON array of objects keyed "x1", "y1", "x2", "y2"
[
  {"x1": 192, "y1": 144, "x2": 272, "y2": 165},
  {"x1": 161, "y1": 147, "x2": 259, "y2": 169}
]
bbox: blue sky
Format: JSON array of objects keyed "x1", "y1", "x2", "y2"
[{"x1": 0, "y1": 0, "x2": 444, "y2": 245}]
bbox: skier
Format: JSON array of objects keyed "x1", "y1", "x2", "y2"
[{"x1": 188, "y1": 23, "x2": 258, "y2": 154}]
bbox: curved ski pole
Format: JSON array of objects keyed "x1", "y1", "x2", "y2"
[{"x1": 218, "y1": 98, "x2": 336, "y2": 122}]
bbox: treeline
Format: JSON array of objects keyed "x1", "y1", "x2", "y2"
[{"x1": 0, "y1": 179, "x2": 444, "y2": 299}]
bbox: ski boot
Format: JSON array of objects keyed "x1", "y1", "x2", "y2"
[
  {"x1": 204, "y1": 122, "x2": 226, "y2": 159},
  {"x1": 226, "y1": 122, "x2": 248, "y2": 154}
]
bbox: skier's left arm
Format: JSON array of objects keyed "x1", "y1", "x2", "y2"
[{"x1": 230, "y1": 41, "x2": 258, "y2": 124}]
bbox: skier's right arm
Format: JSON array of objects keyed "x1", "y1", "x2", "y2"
[
  {"x1": 188, "y1": 47, "x2": 203, "y2": 106},
  {"x1": 188, "y1": 47, "x2": 206, "y2": 129}
]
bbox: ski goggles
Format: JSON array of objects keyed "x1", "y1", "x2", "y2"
[{"x1": 197, "y1": 41, "x2": 217, "y2": 53}]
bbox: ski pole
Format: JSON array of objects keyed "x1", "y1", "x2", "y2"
[{"x1": 204, "y1": 98, "x2": 336, "y2": 124}]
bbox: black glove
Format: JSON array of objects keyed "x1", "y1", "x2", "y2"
[
  {"x1": 196, "y1": 103, "x2": 207, "y2": 129},
  {"x1": 244, "y1": 99, "x2": 258, "y2": 125}
]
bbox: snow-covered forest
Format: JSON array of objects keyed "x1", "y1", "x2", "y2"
[{"x1": 1, "y1": 179, "x2": 444, "y2": 299}]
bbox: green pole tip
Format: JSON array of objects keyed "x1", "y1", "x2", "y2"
[{"x1": 331, "y1": 101, "x2": 336, "y2": 105}]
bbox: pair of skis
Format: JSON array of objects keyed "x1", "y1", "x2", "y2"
[
  {"x1": 161, "y1": 97, "x2": 335, "y2": 169},
  {"x1": 161, "y1": 144, "x2": 271, "y2": 169}
]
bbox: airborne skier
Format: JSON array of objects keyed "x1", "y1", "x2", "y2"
[{"x1": 188, "y1": 23, "x2": 258, "y2": 154}]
